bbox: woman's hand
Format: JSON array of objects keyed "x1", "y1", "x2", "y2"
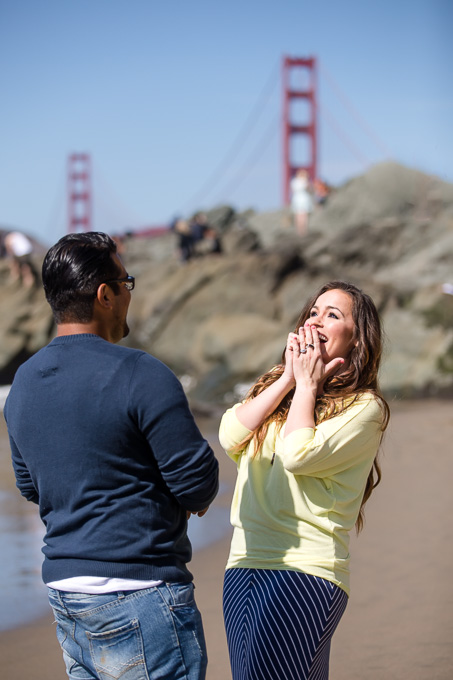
[
  {"x1": 292, "y1": 323, "x2": 345, "y2": 392},
  {"x1": 282, "y1": 332, "x2": 300, "y2": 384},
  {"x1": 235, "y1": 333, "x2": 297, "y2": 431},
  {"x1": 285, "y1": 324, "x2": 345, "y2": 435},
  {"x1": 187, "y1": 507, "x2": 209, "y2": 519}
]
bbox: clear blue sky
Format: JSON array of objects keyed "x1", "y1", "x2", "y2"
[{"x1": 1, "y1": 0, "x2": 451, "y2": 245}]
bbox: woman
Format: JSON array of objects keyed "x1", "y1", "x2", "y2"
[
  {"x1": 290, "y1": 168, "x2": 313, "y2": 236},
  {"x1": 220, "y1": 281, "x2": 390, "y2": 680}
]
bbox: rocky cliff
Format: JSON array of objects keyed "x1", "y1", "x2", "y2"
[{"x1": 1, "y1": 161, "x2": 453, "y2": 406}]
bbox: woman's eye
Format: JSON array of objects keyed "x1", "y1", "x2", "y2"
[
  {"x1": 328, "y1": 312, "x2": 338, "y2": 319},
  {"x1": 309, "y1": 310, "x2": 317, "y2": 317}
]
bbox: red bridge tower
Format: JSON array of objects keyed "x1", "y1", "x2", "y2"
[
  {"x1": 282, "y1": 56, "x2": 318, "y2": 205},
  {"x1": 67, "y1": 153, "x2": 92, "y2": 233}
]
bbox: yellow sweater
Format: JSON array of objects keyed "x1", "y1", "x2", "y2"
[{"x1": 219, "y1": 395, "x2": 383, "y2": 595}]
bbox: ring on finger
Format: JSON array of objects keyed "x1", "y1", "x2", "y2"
[
  {"x1": 306, "y1": 343, "x2": 315, "y2": 350},
  {"x1": 300, "y1": 347, "x2": 307, "y2": 354}
]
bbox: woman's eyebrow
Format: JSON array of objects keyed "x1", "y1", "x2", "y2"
[
  {"x1": 326, "y1": 305, "x2": 344, "y2": 317},
  {"x1": 312, "y1": 304, "x2": 345, "y2": 317}
]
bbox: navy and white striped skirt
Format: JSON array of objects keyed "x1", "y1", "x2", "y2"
[{"x1": 223, "y1": 568, "x2": 348, "y2": 680}]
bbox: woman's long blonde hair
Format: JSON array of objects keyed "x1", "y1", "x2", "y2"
[{"x1": 234, "y1": 281, "x2": 390, "y2": 533}]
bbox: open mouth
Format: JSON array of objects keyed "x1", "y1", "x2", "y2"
[{"x1": 318, "y1": 333, "x2": 328, "y2": 343}]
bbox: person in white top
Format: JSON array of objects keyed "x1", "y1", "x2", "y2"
[
  {"x1": 4, "y1": 231, "x2": 37, "y2": 288},
  {"x1": 290, "y1": 168, "x2": 313, "y2": 236}
]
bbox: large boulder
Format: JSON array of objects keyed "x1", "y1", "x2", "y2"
[
  {"x1": 1, "y1": 162, "x2": 452, "y2": 403},
  {"x1": 0, "y1": 259, "x2": 53, "y2": 384}
]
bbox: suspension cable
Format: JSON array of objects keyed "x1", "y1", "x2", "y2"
[
  {"x1": 212, "y1": 113, "x2": 280, "y2": 203},
  {"x1": 181, "y1": 58, "x2": 281, "y2": 211},
  {"x1": 321, "y1": 104, "x2": 371, "y2": 167},
  {"x1": 319, "y1": 61, "x2": 393, "y2": 158}
]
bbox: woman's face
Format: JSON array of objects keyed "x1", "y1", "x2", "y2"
[{"x1": 307, "y1": 289, "x2": 357, "y2": 362}]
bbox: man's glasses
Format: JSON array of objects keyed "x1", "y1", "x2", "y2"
[{"x1": 103, "y1": 275, "x2": 135, "y2": 291}]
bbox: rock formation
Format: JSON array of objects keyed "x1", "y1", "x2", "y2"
[{"x1": 1, "y1": 161, "x2": 453, "y2": 407}]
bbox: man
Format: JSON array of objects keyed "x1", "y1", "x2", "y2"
[{"x1": 4, "y1": 232, "x2": 219, "y2": 679}]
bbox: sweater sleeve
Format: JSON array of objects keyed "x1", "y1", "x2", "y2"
[
  {"x1": 218, "y1": 403, "x2": 252, "y2": 463},
  {"x1": 130, "y1": 354, "x2": 219, "y2": 512},
  {"x1": 282, "y1": 397, "x2": 383, "y2": 477},
  {"x1": 8, "y1": 432, "x2": 39, "y2": 504}
]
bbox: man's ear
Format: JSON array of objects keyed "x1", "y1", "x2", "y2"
[{"x1": 96, "y1": 283, "x2": 113, "y2": 309}]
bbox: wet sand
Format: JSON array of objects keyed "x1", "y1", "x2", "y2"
[{"x1": 1, "y1": 400, "x2": 452, "y2": 679}]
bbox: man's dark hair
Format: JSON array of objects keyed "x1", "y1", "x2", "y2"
[{"x1": 42, "y1": 232, "x2": 120, "y2": 324}]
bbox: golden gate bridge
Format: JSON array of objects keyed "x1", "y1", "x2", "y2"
[{"x1": 66, "y1": 55, "x2": 391, "y2": 238}]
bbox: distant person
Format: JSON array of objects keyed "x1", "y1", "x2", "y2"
[
  {"x1": 190, "y1": 213, "x2": 223, "y2": 257},
  {"x1": 290, "y1": 168, "x2": 313, "y2": 236},
  {"x1": 220, "y1": 280, "x2": 390, "y2": 680},
  {"x1": 4, "y1": 230, "x2": 38, "y2": 287},
  {"x1": 173, "y1": 218, "x2": 194, "y2": 262},
  {"x1": 313, "y1": 177, "x2": 331, "y2": 206},
  {"x1": 190, "y1": 212, "x2": 210, "y2": 243},
  {"x1": 192, "y1": 225, "x2": 223, "y2": 257},
  {"x1": 204, "y1": 226, "x2": 222, "y2": 254},
  {"x1": 4, "y1": 231, "x2": 219, "y2": 680}
]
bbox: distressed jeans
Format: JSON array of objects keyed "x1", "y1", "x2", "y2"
[{"x1": 47, "y1": 582, "x2": 208, "y2": 680}]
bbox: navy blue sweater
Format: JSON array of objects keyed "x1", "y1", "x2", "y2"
[{"x1": 4, "y1": 334, "x2": 219, "y2": 584}]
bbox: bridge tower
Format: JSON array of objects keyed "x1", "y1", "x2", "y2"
[
  {"x1": 67, "y1": 153, "x2": 92, "y2": 233},
  {"x1": 282, "y1": 56, "x2": 317, "y2": 205}
]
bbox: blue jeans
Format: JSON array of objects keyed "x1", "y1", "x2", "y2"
[{"x1": 47, "y1": 582, "x2": 207, "y2": 680}]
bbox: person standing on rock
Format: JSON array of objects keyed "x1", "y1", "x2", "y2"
[
  {"x1": 4, "y1": 231, "x2": 219, "y2": 680},
  {"x1": 290, "y1": 168, "x2": 313, "y2": 236},
  {"x1": 220, "y1": 280, "x2": 389, "y2": 680},
  {"x1": 4, "y1": 230, "x2": 39, "y2": 288}
]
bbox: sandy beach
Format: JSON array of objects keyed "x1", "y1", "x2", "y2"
[{"x1": 1, "y1": 399, "x2": 452, "y2": 679}]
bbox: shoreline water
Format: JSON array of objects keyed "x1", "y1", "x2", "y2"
[
  {"x1": 0, "y1": 410, "x2": 232, "y2": 632},
  {"x1": 0, "y1": 496, "x2": 232, "y2": 632}
]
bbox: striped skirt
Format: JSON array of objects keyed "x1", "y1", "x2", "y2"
[{"x1": 223, "y1": 568, "x2": 348, "y2": 680}]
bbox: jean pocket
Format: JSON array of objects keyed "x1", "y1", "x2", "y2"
[
  {"x1": 86, "y1": 618, "x2": 150, "y2": 680},
  {"x1": 163, "y1": 584, "x2": 206, "y2": 660},
  {"x1": 164, "y1": 581, "x2": 195, "y2": 609}
]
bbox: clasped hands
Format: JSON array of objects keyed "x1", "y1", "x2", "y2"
[{"x1": 283, "y1": 324, "x2": 344, "y2": 391}]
